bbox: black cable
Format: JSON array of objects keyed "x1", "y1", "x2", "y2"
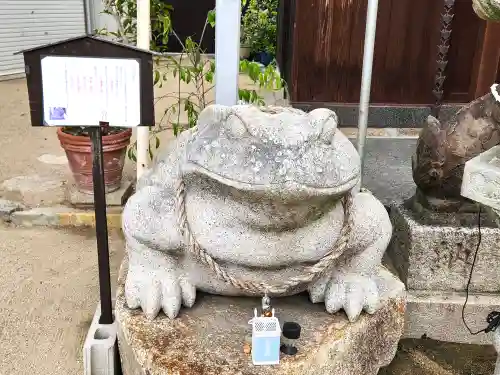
[{"x1": 461, "y1": 206, "x2": 500, "y2": 335}]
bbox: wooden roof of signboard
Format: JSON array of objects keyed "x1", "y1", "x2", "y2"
[
  {"x1": 14, "y1": 34, "x2": 161, "y2": 57},
  {"x1": 19, "y1": 34, "x2": 156, "y2": 127}
]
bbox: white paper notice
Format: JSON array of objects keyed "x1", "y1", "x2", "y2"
[{"x1": 41, "y1": 56, "x2": 141, "y2": 127}]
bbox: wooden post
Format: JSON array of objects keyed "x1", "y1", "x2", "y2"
[
  {"x1": 91, "y1": 123, "x2": 113, "y2": 325},
  {"x1": 474, "y1": 22, "x2": 500, "y2": 97}
]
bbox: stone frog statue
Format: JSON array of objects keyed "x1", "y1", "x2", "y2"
[{"x1": 122, "y1": 105, "x2": 392, "y2": 322}]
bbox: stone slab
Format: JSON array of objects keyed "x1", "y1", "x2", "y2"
[
  {"x1": 116, "y1": 264, "x2": 406, "y2": 375},
  {"x1": 404, "y1": 289, "x2": 500, "y2": 346},
  {"x1": 0, "y1": 174, "x2": 65, "y2": 206},
  {"x1": 8, "y1": 206, "x2": 123, "y2": 228},
  {"x1": 388, "y1": 203, "x2": 500, "y2": 293},
  {"x1": 10, "y1": 206, "x2": 76, "y2": 226},
  {"x1": 65, "y1": 180, "x2": 134, "y2": 208}
]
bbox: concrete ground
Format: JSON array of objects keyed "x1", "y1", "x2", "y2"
[{"x1": 0, "y1": 223, "x2": 125, "y2": 375}]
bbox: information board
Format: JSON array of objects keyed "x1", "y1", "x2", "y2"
[{"x1": 41, "y1": 56, "x2": 141, "y2": 127}]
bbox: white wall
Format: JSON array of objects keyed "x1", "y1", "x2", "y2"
[
  {"x1": 0, "y1": 0, "x2": 86, "y2": 78},
  {"x1": 88, "y1": 0, "x2": 119, "y2": 35}
]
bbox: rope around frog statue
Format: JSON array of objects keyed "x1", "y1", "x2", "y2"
[{"x1": 175, "y1": 178, "x2": 354, "y2": 296}]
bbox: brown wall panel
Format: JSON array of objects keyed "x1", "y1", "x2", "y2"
[
  {"x1": 289, "y1": 0, "x2": 489, "y2": 106},
  {"x1": 444, "y1": 0, "x2": 483, "y2": 102}
]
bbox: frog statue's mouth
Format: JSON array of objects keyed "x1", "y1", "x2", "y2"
[{"x1": 180, "y1": 105, "x2": 361, "y2": 201}]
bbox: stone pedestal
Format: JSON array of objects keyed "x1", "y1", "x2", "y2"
[
  {"x1": 116, "y1": 264, "x2": 406, "y2": 375},
  {"x1": 388, "y1": 203, "x2": 500, "y2": 345}
]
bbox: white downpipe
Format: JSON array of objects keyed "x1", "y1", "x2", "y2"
[
  {"x1": 136, "y1": 0, "x2": 151, "y2": 178},
  {"x1": 356, "y1": 0, "x2": 379, "y2": 191},
  {"x1": 215, "y1": 0, "x2": 241, "y2": 105}
]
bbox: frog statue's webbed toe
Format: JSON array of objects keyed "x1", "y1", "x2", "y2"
[{"x1": 308, "y1": 190, "x2": 392, "y2": 322}]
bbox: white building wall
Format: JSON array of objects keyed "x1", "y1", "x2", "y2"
[
  {"x1": 88, "y1": 0, "x2": 119, "y2": 35},
  {"x1": 0, "y1": 0, "x2": 86, "y2": 78}
]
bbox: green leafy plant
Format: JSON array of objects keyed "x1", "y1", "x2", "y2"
[
  {"x1": 127, "y1": 11, "x2": 286, "y2": 161},
  {"x1": 85, "y1": 0, "x2": 173, "y2": 144},
  {"x1": 99, "y1": 4, "x2": 286, "y2": 162},
  {"x1": 241, "y1": 0, "x2": 278, "y2": 55},
  {"x1": 97, "y1": 0, "x2": 173, "y2": 51}
]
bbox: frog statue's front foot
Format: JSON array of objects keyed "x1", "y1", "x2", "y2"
[
  {"x1": 122, "y1": 104, "x2": 393, "y2": 321},
  {"x1": 307, "y1": 190, "x2": 392, "y2": 322}
]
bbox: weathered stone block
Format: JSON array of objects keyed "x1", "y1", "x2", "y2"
[
  {"x1": 405, "y1": 289, "x2": 499, "y2": 346},
  {"x1": 116, "y1": 264, "x2": 406, "y2": 375},
  {"x1": 388, "y1": 203, "x2": 500, "y2": 293}
]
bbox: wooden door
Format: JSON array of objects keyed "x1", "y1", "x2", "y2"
[
  {"x1": 165, "y1": 0, "x2": 215, "y2": 53},
  {"x1": 288, "y1": 0, "x2": 488, "y2": 106}
]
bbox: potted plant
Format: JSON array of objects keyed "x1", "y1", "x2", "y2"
[
  {"x1": 242, "y1": 0, "x2": 278, "y2": 66},
  {"x1": 240, "y1": 26, "x2": 252, "y2": 59},
  {"x1": 473, "y1": 0, "x2": 500, "y2": 21},
  {"x1": 240, "y1": 0, "x2": 252, "y2": 59},
  {"x1": 57, "y1": 126, "x2": 132, "y2": 194}
]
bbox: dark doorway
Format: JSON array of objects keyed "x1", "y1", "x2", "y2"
[{"x1": 163, "y1": 0, "x2": 216, "y2": 53}]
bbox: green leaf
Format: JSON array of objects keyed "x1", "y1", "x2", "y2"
[
  {"x1": 207, "y1": 9, "x2": 216, "y2": 27},
  {"x1": 127, "y1": 146, "x2": 137, "y2": 162},
  {"x1": 173, "y1": 122, "x2": 179, "y2": 136},
  {"x1": 154, "y1": 70, "x2": 160, "y2": 85},
  {"x1": 205, "y1": 71, "x2": 214, "y2": 83},
  {"x1": 238, "y1": 89, "x2": 251, "y2": 103},
  {"x1": 240, "y1": 59, "x2": 249, "y2": 73},
  {"x1": 194, "y1": 50, "x2": 201, "y2": 66},
  {"x1": 155, "y1": 137, "x2": 160, "y2": 149}
]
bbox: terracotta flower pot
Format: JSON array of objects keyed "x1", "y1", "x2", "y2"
[
  {"x1": 57, "y1": 128, "x2": 132, "y2": 194},
  {"x1": 240, "y1": 45, "x2": 251, "y2": 59},
  {"x1": 473, "y1": 0, "x2": 500, "y2": 21}
]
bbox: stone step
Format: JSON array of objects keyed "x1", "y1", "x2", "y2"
[
  {"x1": 380, "y1": 338, "x2": 496, "y2": 375},
  {"x1": 404, "y1": 289, "x2": 500, "y2": 346}
]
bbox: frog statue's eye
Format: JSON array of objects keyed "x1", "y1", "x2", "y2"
[
  {"x1": 226, "y1": 113, "x2": 248, "y2": 138},
  {"x1": 308, "y1": 108, "x2": 339, "y2": 145},
  {"x1": 197, "y1": 104, "x2": 230, "y2": 132}
]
